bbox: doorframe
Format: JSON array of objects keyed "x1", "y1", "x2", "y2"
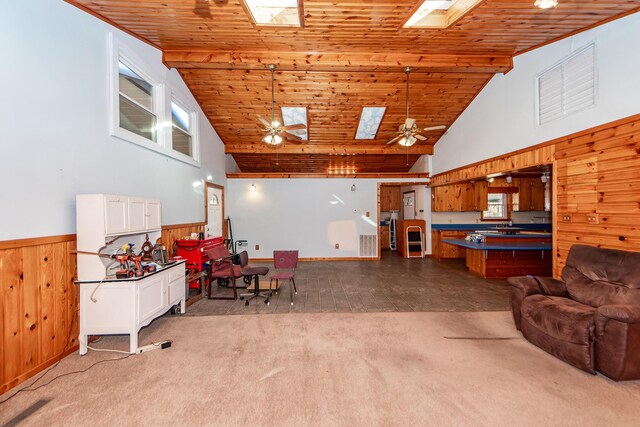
[
  {"x1": 204, "y1": 182, "x2": 227, "y2": 239},
  {"x1": 377, "y1": 182, "x2": 428, "y2": 260}
]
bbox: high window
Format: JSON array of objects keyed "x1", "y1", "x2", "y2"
[
  {"x1": 242, "y1": 0, "x2": 302, "y2": 27},
  {"x1": 117, "y1": 60, "x2": 158, "y2": 143},
  {"x1": 171, "y1": 99, "x2": 194, "y2": 158}
]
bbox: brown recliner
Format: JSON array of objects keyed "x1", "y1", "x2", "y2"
[{"x1": 508, "y1": 244, "x2": 640, "y2": 381}]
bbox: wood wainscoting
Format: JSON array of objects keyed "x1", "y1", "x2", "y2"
[
  {"x1": 430, "y1": 113, "x2": 640, "y2": 278},
  {"x1": 0, "y1": 222, "x2": 205, "y2": 394}
]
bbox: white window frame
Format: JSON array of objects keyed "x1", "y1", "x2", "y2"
[
  {"x1": 534, "y1": 42, "x2": 598, "y2": 126},
  {"x1": 169, "y1": 94, "x2": 200, "y2": 164},
  {"x1": 108, "y1": 33, "x2": 200, "y2": 167}
]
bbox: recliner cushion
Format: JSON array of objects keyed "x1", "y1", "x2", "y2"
[
  {"x1": 563, "y1": 267, "x2": 640, "y2": 308},
  {"x1": 522, "y1": 295, "x2": 595, "y2": 344},
  {"x1": 520, "y1": 295, "x2": 596, "y2": 373}
]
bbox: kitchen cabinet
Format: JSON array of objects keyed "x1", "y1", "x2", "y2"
[
  {"x1": 380, "y1": 186, "x2": 401, "y2": 212},
  {"x1": 432, "y1": 182, "x2": 485, "y2": 212},
  {"x1": 474, "y1": 181, "x2": 488, "y2": 211},
  {"x1": 514, "y1": 178, "x2": 545, "y2": 211},
  {"x1": 380, "y1": 227, "x2": 390, "y2": 250},
  {"x1": 104, "y1": 195, "x2": 128, "y2": 235},
  {"x1": 432, "y1": 230, "x2": 468, "y2": 261}
]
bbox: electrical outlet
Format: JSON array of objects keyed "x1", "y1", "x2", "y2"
[
  {"x1": 587, "y1": 214, "x2": 599, "y2": 224},
  {"x1": 366, "y1": 211, "x2": 370, "y2": 217},
  {"x1": 255, "y1": 244, "x2": 260, "y2": 250},
  {"x1": 562, "y1": 214, "x2": 572, "y2": 223},
  {"x1": 335, "y1": 243, "x2": 339, "y2": 249}
]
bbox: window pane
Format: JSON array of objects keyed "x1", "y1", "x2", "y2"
[
  {"x1": 119, "y1": 95, "x2": 156, "y2": 142},
  {"x1": 171, "y1": 101, "x2": 190, "y2": 132},
  {"x1": 172, "y1": 126, "x2": 192, "y2": 157},
  {"x1": 119, "y1": 61, "x2": 153, "y2": 110}
]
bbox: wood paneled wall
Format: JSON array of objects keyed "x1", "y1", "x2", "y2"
[
  {"x1": 554, "y1": 117, "x2": 640, "y2": 275},
  {"x1": 0, "y1": 222, "x2": 205, "y2": 394},
  {"x1": 161, "y1": 223, "x2": 206, "y2": 257},
  {"x1": 0, "y1": 236, "x2": 78, "y2": 394},
  {"x1": 430, "y1": 114, "x2": 640, "y2": 277}
]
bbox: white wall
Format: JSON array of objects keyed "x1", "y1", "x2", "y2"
[
  {"x1": 0, "y1": 1, "x2": 227, "y2": 240},
  {"x1": 433, "y1": 12, "x2": 640, "y2": 175},
  {"x1": 226, "y1": 178, "x2": 428, "y2": 259}
]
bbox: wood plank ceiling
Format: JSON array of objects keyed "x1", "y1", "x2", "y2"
[{"x1": 67, "y1": 0, "x2": 640, "y2": 173}]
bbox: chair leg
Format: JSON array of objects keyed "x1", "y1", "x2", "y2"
[
  {"x1": 289, "y1": 279, "x2": 294, "y2": 305},
  {"x1": 292, "y1": 278, "x2": 297, "y2": 294}
]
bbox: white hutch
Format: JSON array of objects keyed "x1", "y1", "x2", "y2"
[{"x1": 76, "y1": 194, "x2": 186, "y2": 355}]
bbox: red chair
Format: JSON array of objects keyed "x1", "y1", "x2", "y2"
[
  {"x1": 270, "y1": 250, "x2": 299, "y2": 305},
  {"x1": 238, "y1": 251, "x2": 271, "y2": 305},
  {"x1": 206, "y1": 245, "x2": 242, "y2": 300}
]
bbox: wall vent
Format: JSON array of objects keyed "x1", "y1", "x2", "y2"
[
  {"x1": 359, "y1": 234, "x2": 377, "y2": 257},
  {"x1": 537, "y1": 43, "x2": 596, "y2": 125}
]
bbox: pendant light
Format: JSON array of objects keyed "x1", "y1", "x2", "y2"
[
  {"x1": 399, "y1": 67, "x2": 416, "y2": 148},
  {"x1": 263, "y1": 64, "x2": 283, "y2": 146}
]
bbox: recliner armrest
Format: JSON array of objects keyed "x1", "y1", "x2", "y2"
[
  {"x1": 507, "y1": 276, "x2": 567, "y2": 331},
  {"x1": 596, "y1": 305, "x2": 640, "y2": 324},
  {"x1": 507, "y1": 276, "x2": 567, "y2": 298}
]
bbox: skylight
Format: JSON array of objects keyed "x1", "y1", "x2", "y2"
[
  {"x1": 243, "y1": 0, "x2": 302, "y2": 27},
  {"x1": 355, "y1": 107, "x2": 386, "y2": 140},
  {"x1": 403, "y1": 0, "x2": 483, "y2": 28},
  {"x1": 281, "y1": 106, "x2": 308, "y2": 140}
]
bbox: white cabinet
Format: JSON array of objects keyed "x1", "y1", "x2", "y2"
[
  {"x1": 78, "y1": 261, "x2": 186, "y2": 355},
  {"x1": 128, "y1": 197, "x2": 148, "y2": 232},
  {"x1": 146, "y1": 199, "x2": 162, "y2": 230},
  {"x1": 104, "y1": 195, "x2": 128, "y2": 235}
]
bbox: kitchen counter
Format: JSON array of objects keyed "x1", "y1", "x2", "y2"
[
  {"x1": 466, "y1": 232, "x2": 552, "y2": 239},
  {"x1": 443, "y1": 239, "x2": 551, "y2": 251}
]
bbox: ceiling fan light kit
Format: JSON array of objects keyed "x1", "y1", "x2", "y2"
[{"x1": 534, "y1": 0, "x2": 558, "y2": 9}]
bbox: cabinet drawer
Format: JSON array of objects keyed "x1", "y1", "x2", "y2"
[{"x1": 168, "y1": 264, "x2": 185, "y2": 283}]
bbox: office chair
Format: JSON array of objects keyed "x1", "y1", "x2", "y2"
[
  {"x1": 238, "y1": 251, "x2": 271, "y2": 305},
  {"x1": 205, "y1": 245, "x2": 243, "y2": 300},
  {"x1": 270, "y1": 250, "x2": 299, "y2": 305}
]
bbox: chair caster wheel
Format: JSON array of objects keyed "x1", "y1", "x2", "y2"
[
  {"x1": 240, "y1": 296, "x2": 244, "y2": 300},
  {"x1": 265, "y1": 300, "x2": 269, "y2": 305},
  {"x1": 245, "y1": 300, "x2": 249, "y2": 306}
]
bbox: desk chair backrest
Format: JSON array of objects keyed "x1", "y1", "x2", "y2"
[
  {"x1": 238, "y1": 250, "x2": 249, "y2": 268},
  {"x1": 206, "y1": 245, "x2": 232, "y2": 273},
  {"x1": 274, "y1": 250, "x2": 299, "y2": 270}
]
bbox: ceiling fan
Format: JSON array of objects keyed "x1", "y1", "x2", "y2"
[
  {"x1": 258, "y1": 64, "x2": 307, "y2": 146},
  {"x1": 386, "y1": 67, "x2": 446, "y2": 147}
]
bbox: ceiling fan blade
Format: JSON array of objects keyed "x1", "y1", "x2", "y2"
[
  {"x1": 386, "y1": 135, "x2": 403, "y2": 145},
  {"x1": 283, "y1": 134, "x2": 304, "y2": 144},
  {"x1": 423, "y1": 125, "x2": 447, "y2": 132},
  {"x1": 405, "y1": 118, "x2": 416, "y2": 129},
  {"x1": 282, "y1": 131, "x2": 302, "y2": 141},
  {"x1": 414, "y1": 134, "x2": 427, "y2": 141},
  {"x1": 256, "y1": 115, "x2": 271, "y2": 128},
  {"x1": 281, "y1": 124, "x2": 306, "y2": 131}
]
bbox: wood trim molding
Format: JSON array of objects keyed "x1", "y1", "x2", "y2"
[
  {"x1": 224, "y1": 143, "x2": 433, "y2": 155},
  {"x1": 226, "y1": 172, "x2": 430, "y2": 179},
  {"x1": 0, "y1": 234, "x2": 76, "y2": 250},
  {"x1": 251, "y1": 257, "x2": 378, "y2": 262},
  {"x1": 161, "y1": 222, "x2": 207, "y2": 230}
]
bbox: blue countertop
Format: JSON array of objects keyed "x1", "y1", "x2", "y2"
[
  {"x1": 433, "y1": 223, "x2": 551, "y2": 231},
  {"x1": 442, "y1": 239, "x2": 552, "y2": 251},
  {"x1": 468, "y1": 232, "x2": 552, "y2": 239}
]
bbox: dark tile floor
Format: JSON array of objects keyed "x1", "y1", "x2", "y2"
[{"x1": 185, "y1": 252, "x2": 511, "y2": 316}]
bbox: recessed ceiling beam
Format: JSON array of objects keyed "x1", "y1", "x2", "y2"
[
  {"x1": 224, "y1": 143, "x2": 434, "y2": 155},
  {"x1": 164, "y1": 51, "x2": 513, "y2": 74}
]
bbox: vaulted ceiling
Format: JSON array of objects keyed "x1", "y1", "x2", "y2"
[{"x1": 67, "y1": 0, "x2": 640, "y2": 173}]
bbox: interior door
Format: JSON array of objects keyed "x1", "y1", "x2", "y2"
[
  {"x1": 206, "y1": 185, "x2": 223, "y2": 238},
  {"x1": 403, "y1": 192, "x2": 415, "y2": 220}
]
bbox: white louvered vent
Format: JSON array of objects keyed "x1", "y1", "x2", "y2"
[
  {"x1": 537, "y1": 44, "x2": 596, "y2": 125},
  {"x1": 359, "y1": 235, "x2": 377, "y2": 257}
]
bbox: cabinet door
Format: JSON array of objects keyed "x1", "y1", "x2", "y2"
[
  {"x1": 104, "y1": 196, "x2": 128, "y2": 235},
  {"x1": 137, "y1": 276, "x2": 165, "y2": 326},
  {"x1": 146, "y1": 199, "x2": 162, "y2": 230},
  {"x1": 168, "y1": 277, "x2": 185, "y2": 306},
  {"x1": 474, "y1": 181, "x2": 488, "y2": 211},
  {"x1": 462, "y1": 183, "x2": 475, "y2": 211},
  {"x1": 128, "y1": 197, "x2": 147, "y2": 232},
  {"x1": 531, "y1": 180, "x2": 545, "y2": 211},
  {"x1": 517, "y1": 179, "x2": 532, "y2": 211}
]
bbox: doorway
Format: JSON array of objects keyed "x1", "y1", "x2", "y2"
[
  {"x1": 403, "y1": 191, "x2": 416, "y2": 220},
  {"x1": 205, "y1": 183, "x2": 225, "y2": 239}
]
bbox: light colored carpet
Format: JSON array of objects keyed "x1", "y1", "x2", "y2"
[{"x1": 2, "y1": 311, "x2": 640, "y2": 426}]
